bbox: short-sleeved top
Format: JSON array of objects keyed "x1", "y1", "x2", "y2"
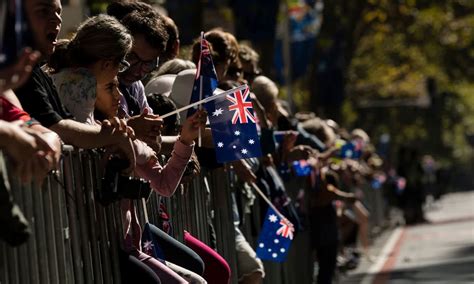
[
  {"x1": 0, "y1": 96, "x2": 31, "y2": 122},
  {"x1": 119, "y1": 80, "x2": 152, "y2": 117},
  {"x1": 15, "y1": 65, "x2": 73, "y2": 127},
  {"x1": 51, "y1": 68, "x2": 97, "y2": 124}
]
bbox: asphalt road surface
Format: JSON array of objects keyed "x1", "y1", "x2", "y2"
[{"x1": 344, "y1": 191, "x2": 474, "y2": 284}]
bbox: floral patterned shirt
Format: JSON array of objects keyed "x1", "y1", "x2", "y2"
[{"x1": 51, "y1": 68, "x2": 97, "y2": 124}]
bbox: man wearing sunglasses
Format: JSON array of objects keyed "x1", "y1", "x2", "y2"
[{"x1": 107, "y1": 5, "x2": 169, "y2": 147}]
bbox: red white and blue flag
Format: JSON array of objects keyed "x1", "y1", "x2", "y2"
[
  {"x1": 256, "y1": 207, "x2": 294, "y2": 262},
  {"x1": 203, "y1": 85, "x2": 262, "y2": 163},
  {"x1": 188, "y1": 33, "x2": 218, "y2": 117}
]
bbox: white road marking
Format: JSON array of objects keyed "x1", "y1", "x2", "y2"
[{"x1": 361, "y1": 227, "x2": 404, "y2": 284}]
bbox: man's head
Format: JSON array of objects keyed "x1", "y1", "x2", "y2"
[
  {"x1": 160, "y1": 16, "x2": 180, "y2": 63},
  {"x1": 251, "y1": 75, "x2": 279, "y2": 124},
  {"x1": 238, "y1": 44, "x2": 261, "y2": 84},
  {"x1": 109, "y1": 8, "x2": 169, "y2": 86},
  {"x1": 25, "y1": 0, "x2": 62, "y2": 57},
  {"x1": 191, "y1": 29, "x2": 239, "y2": 80}
]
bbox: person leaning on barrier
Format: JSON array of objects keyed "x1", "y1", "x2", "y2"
[
  {"x1": 107, "y1": 3, "x2": 169, "y2": 150},
  {"x1": 1, "y1": 48, "x2": 62, "y2": 183},
  {"x1": 0, "y1": 41, "x2": 61, "y2": 247},
  {"x1": 15, "y1": 0, "x2": 136, "y2": 172}
]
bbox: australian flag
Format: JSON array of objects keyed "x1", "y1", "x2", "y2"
[
  {"x1": 256, "y1": 207, "x2": 294, "y2": 262},
  {"x1": 141, "y1": 223, "x2": 166, "y2": 261},
  {"x1": 292, "y1": 160, "x2": 312, "y2": 176},
  {"x1": 340, "y1": 140, "x2": 362, "y2": 159},
  {"x1": 204, "y1": 86, "x2": 262, "y2": 163},
  {"x1": 188, "y1": 33, "x2": 218, "y2": 117}
]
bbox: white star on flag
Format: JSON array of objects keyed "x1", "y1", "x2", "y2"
[
  {"x1": 212, "y1": 108, "x2": 223, "y2": 116},
  {"x1": 269, "y1": 214, "x2": 278, "y2": 223},
  {"x1": 143, "y1": 240, "x2": 153, "y2": 250},
  {"x1": 217, "y1": 142, "x2": 224, "y2": 148},
  {"x1": 248, "y1": 139, "x2": 255, "y2": 144},
  {"x1": 234, "y1": 130, "x2": 240, "y2": 136},
  {"x1": 241, "y1": 148, "x2": 248, "y2": 154}
]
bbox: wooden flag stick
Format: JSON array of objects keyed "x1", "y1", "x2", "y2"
[
  {"x1": 198, "y1": 75, "x2": 203, "y2": 147},
  {"x1": 159, "y1": 84, "x2": 248, "y2": 119},
  {"x1": 250, "y1": 182, "x2": 289, "y2": 222},
  {"x1": 198, "y1": 31, "x2": 204, "y2": 147}
]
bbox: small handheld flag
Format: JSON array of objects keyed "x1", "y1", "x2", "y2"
[
  {"x1": 203, "y1": 86, "x2": 262, "y2": 163},
  {"x1": 141, "y1": 223, "x2": 166, "y2": 261},
  {"x1": 256, "y1": 207, "x2": 294, "y2": 262},
  {"x1": 188, "y1": 33, "x2": 218, "y2": 118},
  {"x1": 292, "y1": 160, "x2": 312, "y2": 176}
]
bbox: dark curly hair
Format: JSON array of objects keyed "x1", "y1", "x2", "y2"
[
  {"x1": 106, "y1": 0, "x2": 154, "y2": 21},
  {"x1": 121, "y1": 10, "x2": 169, "y2": 53}
]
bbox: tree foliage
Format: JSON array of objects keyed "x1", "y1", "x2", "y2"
[{"x1": 311, "y1": 0, "x2": 474, "y2": 172}]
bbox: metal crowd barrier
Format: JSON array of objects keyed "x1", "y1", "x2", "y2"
[{"x1": 0, "y1": 147, "x2": 391, "y2": 284}]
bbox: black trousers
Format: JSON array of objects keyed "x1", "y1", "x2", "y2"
[
  {"x1": 316, "y1": 243, "x2": 338, "y2": 284},
  {"x1": 145, "y1": 223, "x2": 205, "y2": 275}
]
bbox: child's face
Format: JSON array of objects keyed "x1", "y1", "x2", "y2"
[{"x1": 96, "y1": 78, "x2": 121, "y2": 118}]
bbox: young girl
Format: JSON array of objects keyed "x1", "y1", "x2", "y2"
[
  {"x1": 49, "y1": 15, "x2": 205, "y2": 284},
  {"x1": 49, "y1": 14, "x2": 205, "y2": 197}
]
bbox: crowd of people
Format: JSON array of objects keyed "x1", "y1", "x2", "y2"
[{"x1": 0, "y1": 0, "x2": 433, "y2": 283}]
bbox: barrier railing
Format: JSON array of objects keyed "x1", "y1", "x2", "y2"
[{"x1": 0, "y1": 147, "x2": 390, "y2": 284}]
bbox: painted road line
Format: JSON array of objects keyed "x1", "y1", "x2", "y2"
[{"x1": 360, "y1": 227, "x2": 404, "y2": 284}]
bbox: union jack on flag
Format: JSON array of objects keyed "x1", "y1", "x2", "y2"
[
  {"x1": 203, "y1": 85, "x2": 262, "y2": 163},
  {"x1": 227, "y1": 88, "x2": 256, "y2": 124},
  {"x1": 276, "y1": 219, "x2": 295, "y2": 240},
  {"x1": 256, "y1": 207, "x2": 294, "y2": 262}
]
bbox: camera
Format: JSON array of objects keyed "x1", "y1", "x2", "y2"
[{"x1": 98, "y1": 157, "x2": 152, "y2": 206}]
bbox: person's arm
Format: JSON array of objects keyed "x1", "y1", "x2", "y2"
[
  {"x1": 1, "y1": 92, "x2": 62, "y2": 169},
  {"x1": 159, "y1": 128, "x2": 214, "y2": 155},
  {"x1": 50, "y1": 119, "x2": 136, "y2": 172},
  {"x1": 2, "y1": 89, "x2": 23, "y2": 109},
  {"x1": 326, "y1": 183, "x2": 357, "y2": 203},
  {"x1": 135, "y1": 138, "x2": 193, "y2": 197},
  {"x1": 0, "y1": 120, "x2": 50, "y2": 183},
  {"x1": 133, "y1": 110, "x2": 206, "y2": 196},
  {"x1": 126, "y1": 108, "x2": 162, "y2": 147}
]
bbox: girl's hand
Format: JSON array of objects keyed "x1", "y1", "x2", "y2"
[{"x1": 180, "y1": 109, "x2": 207, "y2": 146}]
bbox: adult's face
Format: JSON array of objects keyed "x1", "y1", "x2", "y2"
[
  {"x1": 119, "y1": 34, "x2": 160, "y2": 86},
  {"x1": 25, "y1": 0, "x2": 62, "y2": 57}
]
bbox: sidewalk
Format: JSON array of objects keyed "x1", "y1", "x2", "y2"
[{"x1": 343, "y1": 191, "x2": 474, "y2": 284}]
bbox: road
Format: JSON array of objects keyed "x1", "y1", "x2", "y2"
[{"x1": 344, "y1": 191, "x2": 474, "y2": 284}]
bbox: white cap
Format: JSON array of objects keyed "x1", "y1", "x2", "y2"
[
  {"x1": 144, "y1": 74, "x2": 177, "y2": 97},
  {"x1": 169, "y1": 69, "x2": 197, "y2": 109}
]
